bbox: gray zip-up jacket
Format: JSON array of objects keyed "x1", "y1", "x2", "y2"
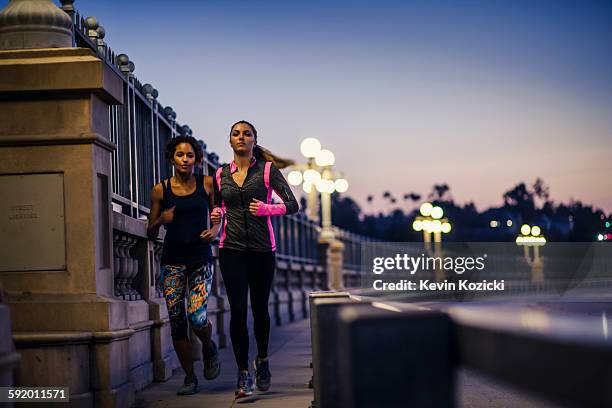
[{"x1": 213, "y1": 156, "x2": 299, "y2": 251}]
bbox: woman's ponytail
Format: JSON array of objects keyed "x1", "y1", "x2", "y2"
[{"x1": 254, "y1": 145, "x2": 294, "y2": 169}]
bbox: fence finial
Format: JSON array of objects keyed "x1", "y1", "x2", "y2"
[
  {"x1": 59, "y1": 0, "x2": 75, "y2": 14},
  {"x1": 163, "y1": 106, "x2": 176, "y2": 122},
  {"x1": 117, "y1": 53, "x2": 135, "y2": 76},
  {"x1": 96, "y1": 25, "x2": 106, "y2": 54},
  {"x1": 84, "y1": 16, "x2": 99, "y2": 42},
  {"x1": 181, "y1": 125, "x2": 193, "y2": 137},
  {"x1": 0, "y1": 0, "x2": 73, "y2": 50},
  {"x1": 142, "y1": 84, "x2": 159, "y2": 101}
]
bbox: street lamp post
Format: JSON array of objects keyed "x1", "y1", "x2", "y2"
[
  {"x1": 288, "y1": 138, "x2": 349, "y2": 290},
  {"x1": 516, "y1": 224, "x2": 546, "y2": 282},
  {"x1": 412, "y1": 202, "x2": 452, "y2": 249},
  {"x1": 412, "y1": 203, "x2": 451, "y2": 282},
  {"x1": 288, "y1": 138, "x2": 349, "y2": 238}
]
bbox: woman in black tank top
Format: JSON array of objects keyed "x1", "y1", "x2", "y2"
[{"x1": 147, "y1": 136, "x2": 222, "y2": 395}]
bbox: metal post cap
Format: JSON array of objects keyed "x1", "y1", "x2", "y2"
[
  {"x1": 142, "y1": 84, "x2": 159, "y2": 100},
  {"x1": 59, "y1": 0, "x2": 74, "y2": 12}
]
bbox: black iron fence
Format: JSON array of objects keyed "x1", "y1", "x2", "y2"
[
  {"x1": 58, "y1": 1, "x2": 378, "y2": 299},
  {"x1": 61, "y1": 3, "x2": 220, "y2": 219}
]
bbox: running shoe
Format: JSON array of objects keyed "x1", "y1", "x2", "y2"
[
  {"x1": 203, "y1": 340, "x2": 221, "y2": 380},
  {"x1": 176, "y1": 375, "x2": 199, "y2": 395},
  {"x1": 235, "y1": 371, "x2": 254, "y2": 398},
  {"x1": 253, "y1": 358, "x2": 272, "y2": 391}
]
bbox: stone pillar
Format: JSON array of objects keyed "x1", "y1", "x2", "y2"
[
  {"x1": 0, "y1": 17, "x2": 132, "y2": 403},
  {"x1": 318, "y1": 237, "x2": 345, "y2": 291}
]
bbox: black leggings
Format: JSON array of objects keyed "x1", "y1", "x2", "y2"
[{"x1": 219, "y1": 249, "x2": 276, "y2": 371}]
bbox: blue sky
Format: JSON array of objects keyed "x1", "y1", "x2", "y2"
[{"x1": 15, "y1": 0, "x2": 612, "y2": 213}]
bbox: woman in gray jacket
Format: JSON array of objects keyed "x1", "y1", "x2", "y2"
[{"x1": 212, "y1": 120, "x2": 298, "y2": 398}]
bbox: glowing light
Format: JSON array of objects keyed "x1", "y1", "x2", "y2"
[
  {"x1": 598, "y1": 234, "x2": 605, "y2": 241},
  {"x1": 431, "y1": 220, "x2": 442, "y2": 233},
  {"x1": 315, "y1": 149, "x2": 335, "y2": 167},
  {"x1": 316, "y1": 179, "x2": 335, "y2": 193},
  {"x1": 420, "y1": 203, "x2": 433, "y2": 217},
  {"x1": 441, "y1": 222, "x2": 452, "y2": 234},
  {"x1": 515, "y1": 236, "x2": 547, "y2": 245},
  {"x1": 288, "y1": 170, "x2": 303, "y2": 186},
  {"x1": 520, "y1": 224, "x2": 531, "y2": 236},
  {"x1": 490, "y1": 220, "x2": 498, "y2": 228},
  {"x1": 531, "y1": 226, "x2": 541, "y2": 237},
  {"x1": 303, "y1": 169, "x2": 321, "y2": 184},
  {"x1": 302, "y1": 181, "x2": 313, "y2": 193},
  {"x1": 507, "y1": 220, "x2": 513, "y2": 227},
  {"x1": 431, "y1": 206, "x2": 444, "y2": 220},
  {"x1": 300, "y1": 138, "x2": 321, "y2": 158},
  {"x1": 421, "y1": 220, "x2": 432, "y2": 232},
  {"x1": 334, "y1": 178, "x2": 349, "y2": 193},
  {"x1": 606, "y1": 222, "x2": 611, "y2": 228},
  {"x1": 412, "y1": 220, "x2": 423, "y2": 232}
]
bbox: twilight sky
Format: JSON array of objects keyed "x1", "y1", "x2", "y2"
[{"x1": 31, "y1": 1, "x2": 612, "y2": 213}]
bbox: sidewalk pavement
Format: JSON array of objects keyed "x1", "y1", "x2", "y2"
[{"x1": 135, "y1": 318, "x2": 314, "y2": 408}]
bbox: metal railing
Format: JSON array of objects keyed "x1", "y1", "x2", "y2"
[
  {"x1": 60, "y1": 3, "x2": 220, "y2": 220},
  {"x1": 59, "y1": 1, "x2": 379, "y2": 308}
]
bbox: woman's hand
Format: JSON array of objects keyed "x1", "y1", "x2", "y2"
[
  {"x1": 200, "y1": 223, "x2": 220, "y2": 243},
  {"x1": 160, "y1": 206, "x2": 176, "y2": 224},
  {"x1": 210, "y1": 207, "x2": 222, "y2": 224},
  {"x1": 249, "y1": 198, "x2": 264, "y2": 216},
  {"x1": 250, "y1": 198, "x2": 287, "y2": 216}
]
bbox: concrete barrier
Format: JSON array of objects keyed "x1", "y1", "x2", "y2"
[
  {"x1": 308, "y1": 291, "x2": 351, "y2": 408},
  {"x1": 313, "y1": 298, "x2": 377, "y2": 408},
  {"x1": 337, "y1": 305, "x2": 457, "y2": 408}
]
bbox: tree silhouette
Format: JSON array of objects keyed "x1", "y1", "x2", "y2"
[
  {"x1": 366, "y1": 194, "x2": 374, "y2": 214},
  {"x1": 331, "y1": 194, "x2": 363, "y2": 234},
  {"x1": 403, "y1": 192, "x2": 421, "y2": 202},
  {"x1": 503, "y1": 183, "x2": 533, "y2": 207},
  {"x1": 428, "y1": 183, "x2": 450, "y2": 201},
  {"x1": 532, "y1": 178, "x2": 551, "y2": 208}
]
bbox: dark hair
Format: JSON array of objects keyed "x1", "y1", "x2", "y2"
[
  {"x1": 231, "y1": 120, "x2": 258, "y2": 140},
  {"x1": 229, "y1": 120, "x2": 294, "y2": 169},
  {"x1": 165, "y1": 135, "x2": 203, "y2": 164}
]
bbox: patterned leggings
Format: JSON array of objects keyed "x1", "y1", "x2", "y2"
[{"x1": 161, "y1": 262, "x2": 213, "y2": 341}]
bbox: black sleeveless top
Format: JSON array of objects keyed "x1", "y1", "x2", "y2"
[{"x1": 160, "y1": 174, "x2": 212, "y2": 265}]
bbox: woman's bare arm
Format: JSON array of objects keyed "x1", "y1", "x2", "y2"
[{"x1": 147, "y1": 182, "x2": 174, "y2": 240}]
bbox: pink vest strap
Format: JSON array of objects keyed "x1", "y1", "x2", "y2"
[
  {"x1": 264, "y1": 161, "x2": 276, "y2": 251},
  {"x1": 264, "y1": 161, "x2": 272, "y2": 189},
  {"x1": 215, "y1": 166, "x2": 228, "y2": 247},
  {"x1": 215, "y1": 167, "x2": 223, "y2": 191}
]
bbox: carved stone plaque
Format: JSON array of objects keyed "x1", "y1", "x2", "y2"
[{"x1": 0, "y1": 173, "x2": 66, "y2": 271}]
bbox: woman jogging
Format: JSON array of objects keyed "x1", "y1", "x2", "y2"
[
  {"x1": 147, "y1": 135, "x2": 221, "y2": 395},
  {"x1": 211, "y1": 120, "x2": 298, "y2": 398}
]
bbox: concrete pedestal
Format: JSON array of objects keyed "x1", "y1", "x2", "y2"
[{"x1": 0, "y1": 47, "x2": 136, "y2": 407}]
